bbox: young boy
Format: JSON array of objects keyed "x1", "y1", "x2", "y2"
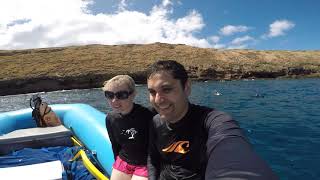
[{"x1": 102, "y1": 75, "x2": 154, "y2": 180}]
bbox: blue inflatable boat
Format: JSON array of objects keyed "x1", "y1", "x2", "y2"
[{"x1": 0, "y1": 103, "x2": 114, "y2": 179}]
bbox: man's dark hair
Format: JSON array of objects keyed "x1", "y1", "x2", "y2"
[{"x1": 147, "y1": 60, "x2": 188, "y2": 87}]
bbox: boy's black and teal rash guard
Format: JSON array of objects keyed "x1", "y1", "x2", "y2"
[
  {"x1": 106, "y1": 103, "x2": 154, "y2": 166},
  {"x1": 148, "y1": 103, "x2": 278, "y2": 180}
]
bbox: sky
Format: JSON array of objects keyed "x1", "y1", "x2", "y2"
[{"x1": 0, "y1": 0, "x2": 319, "y2": 50}]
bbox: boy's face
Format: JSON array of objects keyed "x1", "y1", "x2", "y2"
[
  {"x1": 105, "y1": 83, "x2": 135, "y2": 114},
  {"x1": 147, "y1": 71, "x2": 190, "y2": 123}
]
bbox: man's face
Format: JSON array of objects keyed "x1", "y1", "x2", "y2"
[{"x1": 147, "y1": 72, "x2": 190, "y2": 123}]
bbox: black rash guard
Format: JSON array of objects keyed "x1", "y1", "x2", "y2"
[
  {"x1": 106, "y1": 103, "x2": 154, "y2": 166},
  {"x1": 148, "y1": 103, "x2": 278, "y2": 180}
]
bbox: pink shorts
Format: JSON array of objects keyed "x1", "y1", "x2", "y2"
[{"x1": 113, "y1": 156, "x2": 148, "y2": 177}]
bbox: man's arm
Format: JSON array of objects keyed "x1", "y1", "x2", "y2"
[{"x1": 205, "y1": 111, "x2": 278, "y2": 180}]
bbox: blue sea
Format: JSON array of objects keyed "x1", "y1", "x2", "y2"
[{"x1": 1, "y1": 78, "x2": 319, "y2": 179}]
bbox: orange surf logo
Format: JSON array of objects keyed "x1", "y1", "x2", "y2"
[{"x1": 162, "y1": 141, "x2": 190, "y2": 154}]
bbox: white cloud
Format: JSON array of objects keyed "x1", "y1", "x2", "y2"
[
  {"x1": 208, "y1": 35, "x2": 225, "y2": 49},
  {"x1": 162, "y1": 0, "x2": 173, "y2": 7},
  {"x1": 226, "y1": 35, "x2": 256, "y2": 49},
  {"x1": 227, "y1": 44, "x2": 248, "y2": 49},
  {"x1": 219, "y1": 25, "x2": 250, "y2": 36},
  {"x1": 118, "y1": 0, "x2": 129, "y2": 12},
  {"x1": 213, "y1": 44, "x2": 226, "y2": 49},
  {"x1": 231, "y1": 35, "x2": 254, "y2": 45},
  {"x1": 265, "y1": 19, "x2": 295, "y2": 38},
  {"x1": 175, "y1": 10, "x2": 204, "y2": 33},
  {"x1": 209, "y1": 36, "x2": 220, "y2": 43},
  {"x1": 0, "y1": 0, "x2": 217, "y2": 50}
]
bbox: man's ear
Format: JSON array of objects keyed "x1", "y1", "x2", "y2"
[{"x1": 184, "y1": 79, "x2": 191, "y2": 96}]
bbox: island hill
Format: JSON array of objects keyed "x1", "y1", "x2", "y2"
[{"x1": 0, "y1": 42, "x2": 320, "y2": 96}]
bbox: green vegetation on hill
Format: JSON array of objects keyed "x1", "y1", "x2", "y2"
[{"x1": 1, "y1": 43, "x2": 319, "y2": 95}]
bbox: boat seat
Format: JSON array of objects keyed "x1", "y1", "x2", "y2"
[{"x1": 0, "y1": 125, "x2": 73, "y2": 155}]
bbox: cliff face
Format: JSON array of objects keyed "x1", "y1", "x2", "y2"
[{"x1": 1, "y1": 43, "x2": 320, "y2": 96}]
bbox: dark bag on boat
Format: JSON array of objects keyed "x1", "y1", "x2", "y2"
[{"x1": 30, "y1": 95, "x2": 62, "y2": 127}]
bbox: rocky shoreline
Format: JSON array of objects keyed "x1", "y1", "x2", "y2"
[{"x1": 1, "y1": 43, "x2": 319, "y2": 96}]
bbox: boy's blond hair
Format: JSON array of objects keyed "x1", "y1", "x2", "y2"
[{"x1": 102, "y1": 75, "x2": 135, "y2": 92}]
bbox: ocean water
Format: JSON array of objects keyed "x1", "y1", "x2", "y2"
[{"x1": 1, "y1": 78, "x2": 319, "y2": 179}]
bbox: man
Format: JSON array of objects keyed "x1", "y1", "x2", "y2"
[{"x1": 146, "y1": 60, "x2": 278, "y2": 180}]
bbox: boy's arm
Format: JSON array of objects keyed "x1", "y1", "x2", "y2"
[{"x1": 106, "y1": 116, "x2": 120, "y2": 160}]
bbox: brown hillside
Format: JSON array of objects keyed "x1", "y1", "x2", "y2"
[{"x1": 0, "y1": 43, "x2": 320, "y2": 95}]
